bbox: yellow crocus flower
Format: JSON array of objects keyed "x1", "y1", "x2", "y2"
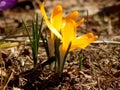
[
  {"x1": 40, "y1": 2, "x2": 62, "y2": 40},
  {"x1": 40, "y1": 2, "x2": 62, "y2": 57},
  {"x1": 40, "y1": 2, "x2": 84, "y2": 40},
  {"x1": 40, "y1": 2, "x2": 98, "y2": 72},
  {"x1": 59, "y1": 20, "x2": 98, "y2": 72},
  {"x1": 48, "y1": 4, "x2": 62, "y2": 57},
  {"x1": 61, "y1": 20, "x2": 98, "y2": 51},
  {"x1": 40, "y1": 2, "x2": 84, "y2": 57},
  {"x1": 40, "y1": 2, "x2": 98, "y2": 51}
]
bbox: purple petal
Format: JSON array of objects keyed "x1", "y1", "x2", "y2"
[{"x1": 0, "y1": 0, "x2": 18, "y2": 11}]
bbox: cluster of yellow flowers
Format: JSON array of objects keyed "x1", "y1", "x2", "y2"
[{"x1": 40, "y1": 2, "x2": 98, "y2": 73}]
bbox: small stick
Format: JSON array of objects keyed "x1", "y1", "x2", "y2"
[
  {"x1": 4, "y1": 39, "x2": 120, "y2": 45},
  {"x1": 3, "y1": 71, "x2": 14, "y2": 90},
  {"x1": 93, "y1": 40, "x2": 120, "y2": 44}
]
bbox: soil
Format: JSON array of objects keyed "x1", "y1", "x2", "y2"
[{"x1": 0, "y1": 0, "x2": 120, "y2": 90}]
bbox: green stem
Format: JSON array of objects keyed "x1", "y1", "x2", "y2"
[{"x1": 79, "y1": 55, "x2": 83, "y2": 70}]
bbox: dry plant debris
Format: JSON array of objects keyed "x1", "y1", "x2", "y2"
[{"x1": 0, "y1": 0, "x2": 120, "y2": 90}]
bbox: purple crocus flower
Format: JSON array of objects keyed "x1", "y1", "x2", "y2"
[{"x1": 0, "y1": 0, "x2": 18, "y2": 11}]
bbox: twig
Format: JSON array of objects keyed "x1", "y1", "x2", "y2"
[
  {"x1": 3, "y1": 71, "x2": 14, "y2": 90},
  {"x1": 4, "y1": 39, "x2": 120, "y2": 45},
  {"x1": 93, "y1": 40, "x2": 120, "y2": 44}
]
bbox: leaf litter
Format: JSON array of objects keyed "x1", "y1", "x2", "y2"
[{"x1": 0, "y1": 0, "x2": 120, "y2": 90}]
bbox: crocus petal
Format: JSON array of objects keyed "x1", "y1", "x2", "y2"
[
  {"x1": 65, "y1": 11, "x2": 84, "y2": 27},
  {"x1": 40, "y1": 2, "x2": 62, "y2": 40},
  {"x1": 50, "y1": 5, "x2": 62, "y2": 31},
  {"x1": 76, "y1": 17, "x2": 84, "y2": 26},
  {"x1": 61, "y1": 20, "x2": 76, "y2": 50},
  {"x1": 70, "y1": 33, "x2": 98, "y2": 50},
  {"x1": 65, "y1": 11, "x2": 79, "y2": 21},
  {"x1": 0, "y1": 0, "x2": 18, "y2": 11},
  {"x1": 40, "y1": 3, "x2": 48, "y2": 21}
]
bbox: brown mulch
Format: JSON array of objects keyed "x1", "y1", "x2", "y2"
[{"x1": 0, "y1": 0, "x2": 120, "y2": 90}]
